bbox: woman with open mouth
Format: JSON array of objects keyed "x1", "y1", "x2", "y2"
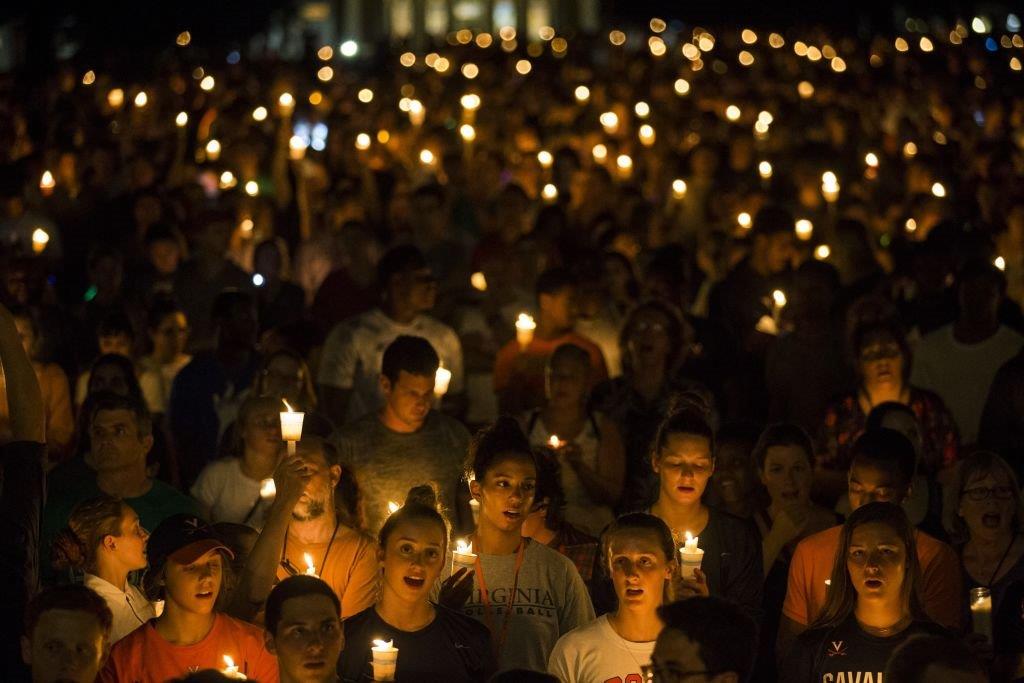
[
  {"x1": 548, "y1": 513, "x2": 674, "y2": 682},
  {"x1": 441, "y1": 417, "x2": 596, "y2": 674},
  {"x1": 646, "y1": 397, "x2": 764, "y2": 618},
  {"x1": 338, "y1": 484, "x2": 494, "y2": 682},
  {"x1": 780, "y1": 502, "x2": 948, "y2": 682},
  {"x1": 100, "y1": 513, "x2": 278, "y2": 682}
]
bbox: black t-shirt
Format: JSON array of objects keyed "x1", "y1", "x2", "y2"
[
  {"x1": 338, "y1": 605, "x2": 495, "y2": 682},
  {"x1": 780, "y1": 614, "x2": 948, "y2": 683}
]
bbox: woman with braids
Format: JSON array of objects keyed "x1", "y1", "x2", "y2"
[
  {"x1": 646, "y1": 399, "x2": 763, "y2": 617},
  {"x1": 52, "y1": 495, "x2": 155, "y2": 644},
  {"x1": 548, "y1": 513, "x2": 675, "y2": 682},
  {"x1": 780, "y1": 502, "x2": 948, "y2": 682},
  {"x1": 442, "y1": 417, "x2": 595, "y2": 674},
  {"x1": 338, "y1": 484, "x2": 495, "y2": 682}
]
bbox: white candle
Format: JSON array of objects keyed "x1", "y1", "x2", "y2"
[
  {"x1": 452, "y1": 539, "x2": 477, "y2": 574},
  {"x1": 280, "y1": 400, "x2": 304, "y2": 455},
  {"x1": 31, "y1": 228, "x2": 50, "y2": 254},
  {"x1": 794, "y1": 219, "x2": 814, "y2": 241},
  {"x1": 434, "y1": 365, "x2": 452, "y2": 398},
  {"x1": 303, "y1": 552, "x2": 318, "y2": 577},
  {"x1": 222, "y1": 655, "x2": 247, "y2": 680},
  {"x1": 821, "y1": 171, "x2": 840, "y2": 203},
  {"x1": 679, "y1": 532, "x2": 704, "y2": 579},
  {"x1": 259, "y1": 478, "x2": 276, "y2": 499},
  {"x1": 371, "y1": 640, "x2": 399, "y2": 681},
  {"x1": 515, "y1": 313, "x2": 536, "y2": 351},
  {"x1": 970, "y1": 587, "x2": 993, "y2": 642},
  {"x1": 772, "y1": 289, "x2": 787, "y2": 326},
  {"x1": 39, "y1": 170, "x2": 55, "y2": 195}
]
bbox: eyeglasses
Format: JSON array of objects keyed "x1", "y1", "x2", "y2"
[
  {"x1": 640, "y1": 663, "x2": 715, "y2": 682},
  {"x1": 859, "y1": 344, "x2": 901, "y2": 362},
  {"x1": 962, "y1": 486, "x2": 1015, "y2": 502}
]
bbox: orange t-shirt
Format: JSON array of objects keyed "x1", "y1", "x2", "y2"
[
  {"x1": 100, "y1": 613, "x2": 278, "y2": 683},
  {"x1": 492, "y1": 332, "x2": 608, "y2": 414},
  {"x1": 782, "y1": 525, "x2": 963, "y2": 630},
  {"x1": 276, "y1": 524, "x2": 379, "y2": 618}
]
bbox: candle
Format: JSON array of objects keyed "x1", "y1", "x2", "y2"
[
  {"x1": 259, "y1": 478, "x2": 276, "y2": 499},
  {"x1": 548, "y1": 435, "x2": 562, "y2": 449},
  {"x1": 537, "y1": 150, "x2": 553, "y2": 169},
  {"x1": 289, "y1": 135, "x2": 307, "y2": 160},
  {"x1": 671, "y1": 179, "x2": 687, "y2": 199},
  {"x1": 388, "y1": 501, "x2": 401, "y2": 515},
  {"x1": 515, "y1": 313, "x2": 536, "y2": 351},
  {"x1": 772, "y1": 289, "x2": 787, "y2": 326},
  {"x1": 971, "y1": 587, "x2": 992, "y2": 642},
  {"x1": 452, "y1": 539, "x2": 477, "y2": 574},
  {"x1": 278, "y1": 92, "x2": 295, "y2": 116},
  {"x1": 995, "y1": 256, "x2": 1007, "y2": 271},
  {"x1": 303, "y1": 552, "x2": 318, "y2": 577},
  {"x1": 814, "y1": 244, "x2": 832, "y2": 261},
  {"x1": 280, "y1": 400, "x2": 305, "y2": 455},
  {"x1": 419, "y1": 149, "x2": 435, "y2": 166},
  {"x1": 205, "y1": 139, "x2": 221, "y2": 162},
  {"x1": 639, "y1": 124, "x2": 656, "y2": 146},
  {"x1": 758, "y1": 161, "x2": 773, "y2": 180},
  {"x1": 434, "y1": 365, "x2": 452, "y2": 398},
  {"x1": 222, "y1": 655, "x2": 247, "y2": 680},
  {"x1": 371, "y1": 640, "x2": 399, "y2": 681},
  {"x1": 541, "y1": 183, "x2": 558, "y2": 203},
  {"x1": 31, "y1": 228, "x2": 50, "y2": 254},
  {"x1": 821, "y1": 171, "x2": 840, "y2": 203},
  {"x1": 795, "y1": 219, "x2": 814, "y2": 241},
  {"x1": 39, "y1": 171, "x2": 55, "y2": 195},
  {"x1": 679, "y1": 532, "x2": 704, "y2": 579},
  {"x1": 470, "y1": 272, "x2": 487, "y2": 291},
  {"x1": 175, "y1": 111, "x2": 189, "y2": 127}
]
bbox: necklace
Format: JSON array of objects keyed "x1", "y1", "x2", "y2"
[{"x1": 857, "y1": 614, "x2": 912, "y2": 637}]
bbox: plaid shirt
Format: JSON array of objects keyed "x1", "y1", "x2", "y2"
[{"x1": 550, "y1": 523, "x2": 600, "y2": 583}]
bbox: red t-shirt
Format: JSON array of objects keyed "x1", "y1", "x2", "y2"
[
  {"x1": 100, "y1": 613, "x2": 278, "y2": 683},
  {"x1": 783, "y1": 525, "x2": 963, "y2": 630},
  {"x1": 492, "y1": 332, "x2": 608, "y2": 414}
]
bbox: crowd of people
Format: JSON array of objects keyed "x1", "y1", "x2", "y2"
[{"x1": 0, "y1": 10, "x2": 1023, "y2": 682}]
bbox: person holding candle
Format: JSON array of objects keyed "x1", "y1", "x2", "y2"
[
  {"x1": 493, "y1": 268, "x2": 608, "y2": 416},
  {"x1": 331, "y1": 335, "x2": 471, "y2": 535},
  {"x1": 317, "y1": 246, "x2": 463, "y2": 426},
  {"x1": 51, "y1": 495, "x2": 155, "y2": 644},
  {"x1": 253, "y1": 348, "x2": 333, "y2": 439},
  {"x1": 338, "y1": 484, "x2": 494, "y2": 682},
  {"x1": 547, "y1": 513, "x2": 674, "y2": 683},
  {"x1": 779, "y1": 429, "x2": 963, "y2": 658},
  {"x1": 524, "y1": 343, "x2": 625, "y2": 536},
  {"x1": 101, "y1": 513, "x2": 278, "y2": 683},
  {"x1": 190, "y1": 396, "x2": 285, "y2": 527},
  {"x1": 780, "y1": 502, "x2": 950, "y2": 682},
  {"x1": 645, "y1": 401, "x2": 764, "y2": 618},
  {"x1": 264, "y1": 575, "x2": 345, "y2": 683},
  {"x1": 20, "y1": 585, "x2": 113, "y2": 683},
  {"x1": 232, "y1": 437, "x2": 378, "y2": 622},
  {"x1": 442, "y1": 417, "x2": 595, "y2": 673}
]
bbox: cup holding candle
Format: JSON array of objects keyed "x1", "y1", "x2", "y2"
[
  {"x1": 371, "y1": 639, "x2": 399, "y2": 681},
  {"x1": 970, "y1": 587, "x2": 993, "y2": 642},
  {"x1": 434, "y1": 364, "x2": 452, "y2": 401},
  {"x1": 515, "y1": 313, "x2": 536, "y2": 351},
  {"x1": 452, "y1": 539, "x2": 477, "y2": 574},
  {"x1": 280, "y1": 400, "x2": 305, "y2": 455},
  {"x1": 679, "y1": 532, "x2": 704, "y2": 580},
  {"x1": 259, "y1": 478, "x2": 276, "y2": 500}
]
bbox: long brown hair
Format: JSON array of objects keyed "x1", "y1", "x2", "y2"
[
  {"x1": 52, "y1": 496, "x2": 125, "y2": 573},
  {"x1": 811, "y1": 502, "x2": 927, "y2": 630}
]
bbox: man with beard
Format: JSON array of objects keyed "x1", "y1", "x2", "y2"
[{"x1": 232, "y1": 436, "x2": 378, "y2": 621}]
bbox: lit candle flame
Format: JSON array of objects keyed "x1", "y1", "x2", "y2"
[
  {"x1": 455, "y1": 539, "x2": 473, "y2": 554},
  {"x1": 31, "y1": 228, "x2": 50, "y2": 254},
  {"x1": 388, "y1": 501, "x2": 400, "y2": 514},
  {"x1": 304, "y1": 553, "x2": 316, "y2": 575},
  {"x1": 773, "y1": 290, "x2": 787, "y2": 308},
  {"x1": 260, "y1": 478, "x2": 276, "y2": 499},
  {"x1": 373, "y1": 639, "x2": 395, "y2": 650},
  {"x1": 40, "y1": 171, "x2": 55, "y2": 190},
  {"x1": 548, "y1": 435, "x2": 562, "y2": 448},
  {"x1": 283, "y1": 399, "x2": 294, "y2": 413}
]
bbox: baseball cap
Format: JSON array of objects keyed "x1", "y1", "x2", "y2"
[{"x1": 147, "y1": 514, "x2": 234, "y2": 567}]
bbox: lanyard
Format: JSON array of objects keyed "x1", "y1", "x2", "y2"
[
  {"x1": 473, "y1": 538, "x2": 528, "y2": 660},
  {"x1": 280, "y1": 519, "x2": 341, "y2": 577}
]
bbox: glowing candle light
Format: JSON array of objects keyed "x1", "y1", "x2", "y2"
[
  {"x1": 679, "y1": 532, "x2": 704, "y2": 579},
  {"x1": 574, "y1": 85, "x2": 590, "y2": 103},
  {"x1": 821, "y1": 171, "x2": 840, "y2": 203},
  {"x1": 259, "y1": 478, "x2": 276, "y2": 499},
  {"x1": 548, "y1": 435, "x2": 562, "y2": 449},
  {"x1": 460, "y1": 93, "x2": 481, "y2": 111},
  {"x1": 39, "y1": 171, "x2": 55, "y2": 195},
  {"x1": 772, "y1": 289, "x2": 787, "y2": 327},
  {"x1": 541, "y1": 183, "x2": 559, "y2": 202},
  {"x1": 175, "y1": 111, "x2": 189, "y2": 127},
  {"x1": 289, "y1": 135, "x2": 307, "y2": 160},
  {"x1": 758, "y1": 161, "x2": 773, "y2": 179},
  {"x1": 725, "y1": 105, "x2": 741, "y2": 122},
  {"x1": 599, "y1": 111, "x2": 619, "y2": 134},
  {"x1": 459, "y1": 124, "x2": 476, "y2": 142},
  {"x1": 814, "y1": 244, "x2": 831, "y2": 261},
  {"x1": 303, "y1": 553, "x2": 317, "y2": 577},
  {"x1": 278, "y1": 92, "x2": 295, "y2": 115},
  {"x1": 408, "y1": 99, "x2": 425, "y2": 126},
  {"x1": 931, "y1": 182, "x2": 946, "y2": 198},
  {"x1": 280, "y1": 399, "x2": 305, "y2": 455},
  {"x1": 616, "y1": 154, "x2": 633, "y2": 179},
  {"x1": 134, "y1": 91, "x2": 148, "y2": 108},
  {"x1": 537, "y1": 150, "x2": 553, "y2": 169},
  {"x1": 737, "y1": 212, "x2": 752, "y2": 230},
  {"x1": 634, "y1": 101, "x2": 651, "y2": 118},
  {"x1": 218, "y1": 171, "x2": 236, "y2": 190},
  {"x1": 200, "y1": 76, "x2": 215, "y2": 91},
  {"x1": 971, "y1": 587, "x2": 992, "y2": 642},
  {"x1": 639, "y1": 124, "x2": 656, "y2": 146},
  {"x1": 252, "y1": 106, "x2": 268, "y2": 122},
  {"x1": 864, "y1": 152, "x2": 879, "y2": 168},
  {"x1": 434, "y1": 364, "x2": 452, "y2": 397},
  {"x1": 221, "y1": 655, "x2": 246, "y2": 680},
  {"x1": 244, "y1": 180, "x2": 258, "y2": 197},
  {"x1": 107, "y1": 88, "x2": 124, "y2": 108},
  {"x1": 515, "y1": 313, "x2": 536, "y2": 351},
  {"x1": 592, "y1": 144, "x2": 608, "y2": 163},
  {"x1": 672, "y1": 179, "x2": 687, "y2": 199},
  {"x1": 371, "y1": 640, "x2": 399, "y2": 682},
  {"x1": 795, "y1": 219, "x2": 814, "y2": 241},
  {"x1": 31, "y1": 228, "x2": 50, "y2": 254},
  {"x1": 470, "y1": 272, "x2": 487, "y2": 291},
  {"x1": 355, "y1": 133, "x2": 371, "y2": 150},
  {"x1": 205, "y1": 139, "x2": 221, "y2": 161},
  {"x1": 452, "y1": 539, "x2": 477, "y2": 573},
  {"x1": 995, "y1": 256, "x2": 1006, "y2": 271},
  {"x1": 419, "y1": 149, "x2": 435, "y2": 166},
  {"x1": 388, "y1": 501, "x2": 401, "y2": 515}
]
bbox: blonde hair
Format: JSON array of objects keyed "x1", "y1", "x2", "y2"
[{"x1": 51, "y1": 496, "x2": 125, "y2": 573}]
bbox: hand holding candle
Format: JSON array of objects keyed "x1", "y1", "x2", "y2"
[
  {"x1": 222, "y1": 655, "x2": 247, "y2": 680},
  {"x1": 679, "y1": 532, "x2": 704, "y2": 579},
  {"x1": 371, "y1": 639, "x2": 399, "y2": 681},
  {"x1": 303, "y1": 552, "x2": 318, "y2": 577},
  {"x1": 515, "y1": 313, "x2": 536, "y2": 351},
  {"x1": 970, "y1": 587, "x2": 993, "y2": 642},
  {"x1": 280, "y1": 400, "x2": 305, "y2": 455},
  {"x1": 452, "y1": 539, "x2": 477, "y2": 574}
]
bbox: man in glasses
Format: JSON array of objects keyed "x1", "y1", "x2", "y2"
[
  {"x1": 317, "y1": 245, "x2": 464, "y2": 426},
  {"x1": 778, "y1": 429, "x2": 962, "y2": 658},
  {"x1": 645, "y1": 597, "x2": 756, "y2": 683}
]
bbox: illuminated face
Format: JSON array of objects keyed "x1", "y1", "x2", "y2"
[
  {"x1": 607, "y1": 530, "x2": 673, "y2": 612},
  {"x1": 470, "y1": 454, "x2": 537, "y2": 533},
  {"x1": 958, "y1": 469, "x2": 1017, "y2": 541},
  {"x1": 380, "y1": 518, "x2": 446, "y2": 603},
  {"x1": 545, "y1": 356, "x2": 589, "y2": 408},
  {"x1": 21, "y1": 609, "x2": 107, "y2": 683},
  {"x1": 760, "y1": 445, "x2": 812, "y2": 509},
  {"x1": 381, "y1": 371, "x2": 434, "y2": 430},
  {"x1": 652, "y1": 434, "x2": 714, "y2": 506},
  {"x1": 858, "y1": 333, "x2": 904, "y2": 391},
  {"x1": 112, "y1": 506, "x2": 149, "y2": 572},
  {"x1": 266, "y1": 594, "x2": 344, "y2": 683},
  {"x1": 150, "y1": 312, "x2": 188, "y2": 361},
  {"x1": 163, "y1": 549, "x2": 224, "y2": 616},
  {"x1": 847, "y1": 462, "x2": 909, "y2": 511},
  {"x1": 88, "y1": 409, "x2": 151, "y2": 473},
  {"x1": 292, "y1": 446, "x2": 341, "y2": 522},
  {"x1": 846, "y1": 522, "x2": 907, "y2": 603}
]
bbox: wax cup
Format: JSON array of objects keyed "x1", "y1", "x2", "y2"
[{"x1": 371, "y1": 640, "x2": 399, "y2": 681}]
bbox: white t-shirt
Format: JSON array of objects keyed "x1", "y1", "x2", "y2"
[
  {"x1": 548, "y1": 615, "x2": 655, "y2": 683},
  {"x1": 317, "y1": 308, "x2": 464, "y2": 424},
  {"x1": 190, "y1": 458, "x2": 269, "y2": 528},
  {"x1": 138, "y1": 354, "x2": 192, "y2": 414},
  {"x1": 910, "y1": 324, "x2": 1024, "y2": 443},
  {"x1": 83, "y1": 573, "x2": 158, "y2": 644}
]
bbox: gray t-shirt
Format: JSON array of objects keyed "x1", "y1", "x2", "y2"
[
  {"x1": 441, "y1": 539, "x2": 596, "y2": 673},
  {"x1": 331, "y1": 411, "x2": 470, "y2": 534}
]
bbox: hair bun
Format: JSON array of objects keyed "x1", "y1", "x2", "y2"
[
  {"x1": 404, "y1": 484, "x2": 440, "y2": 512},
  {"x1": 51, "y1": 528, "x2": 88, "y2": 571},
  {"x1": 666, "y1": 389, "x2": 713, "y2": 420}
]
